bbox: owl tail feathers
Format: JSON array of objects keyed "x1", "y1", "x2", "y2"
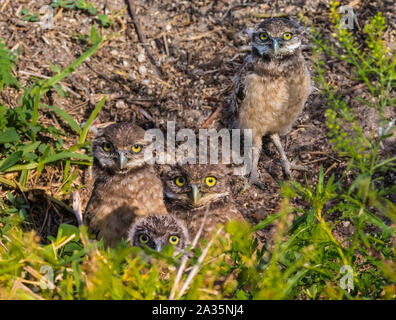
[{"x1": 72, "y1": 191, "x2": 83, "y2": 226}]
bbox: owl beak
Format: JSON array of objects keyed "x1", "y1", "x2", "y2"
[
  {"x1": 119, "y1": 152, "x2": 128, "y2": 170},
  {"x1": 272, "y1": 38, "x2": 279, "y2": 53},
  {"x1": 190, "y1": 184, "x2": 202, "y2": 205},
  {"x1": 156, "y1": 244, "x2": 162, "y2": 252}
]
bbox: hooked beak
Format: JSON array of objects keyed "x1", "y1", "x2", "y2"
[
  {"x1": 190, "y1": 185, "x2": 202, "y2": 206},
  {"x1": 272, "y1": 38, "x2": 279, "y2": 54},
  {"x1": 155, "y1": 244, "x2": 162, "y2": 252},
  {"x1": 119, "y1": 152, "x2": 128, "y2": 170}
]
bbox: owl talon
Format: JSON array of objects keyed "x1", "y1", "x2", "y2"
[
  {"x1": 282, "y1": 160, "x2": 308, "y2": 178},
  {"x1": 248, "y1": 175, "x2": 266, "y2": 190}
]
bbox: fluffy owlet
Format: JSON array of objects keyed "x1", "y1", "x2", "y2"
[
  {"x1": 84, "y1": 122, "x2": 167, "y2": 247},
  {"x1": 230, "y1": 18, "x2": 311, "y2": 186},
  {"x1": 162, "y1": 163, "x2": 244, "y2": 239},
  {"x1": 128, "y1": 214, "x2": 189, "y2": 253}
]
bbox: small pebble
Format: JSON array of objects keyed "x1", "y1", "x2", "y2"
[
  {"x1": 139, "y1": 65, "x2": 147, "y2": 75},
  {"x1": 137, "y1": 53, "x2": 145, "y2": 63}
]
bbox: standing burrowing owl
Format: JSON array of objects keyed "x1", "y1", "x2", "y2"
[
  {"x1": 162, "y1": 163, "x2": 244, "y2": 239},
  {"x1": 230, "y1": 18, "x2": 311, "y2": 186},
  {"x1": 84, "y1": 122, "x2": 167, "y2": 247},
  {"x1": 128, "y1": 214, "x2": 189, "y2": 253}
]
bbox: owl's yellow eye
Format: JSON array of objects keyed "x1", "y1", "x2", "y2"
[
  {"x1": 102, "y1": 142, "x2": 113, "y2": 152},
  {"x1": 205, "y1": 176, "x2": 217, "y2": 187},
  {"x1": 139, "y1": 234, "x2": 150, "y2": 244},
  {"x1": 175, "y1": 176, "x2": 186, "y2": 187},
  {"x1": 131, "y1": 144, "x2": 142, "y2": 153},
  {"x1": 169, "y1": 235, "x2": 180, "y2": 245},
  {"x1": 259, "y1": 32, "x2": 269, "y2": 41},
  {"x1": 283, "y1": 32, "x2": 292, "y2": 40}
]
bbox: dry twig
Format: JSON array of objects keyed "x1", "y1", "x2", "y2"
[
  {"x1": 176, "y1": 226, "x2": 223, "y2": 299},
  {"x1": 169, "y1": 209, "x2": 208, "y2": 300},
  {"x1": 125, "y1": 0, "x2": 163, "y2": 78},
  {"x1": 200, "y1": 102, "x2": 225, "y2": 129}
]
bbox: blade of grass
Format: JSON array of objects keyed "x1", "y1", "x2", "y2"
[
  {"x1": 40, "y1": 104, "x2": 82, "y2": 134},
  {"x1": 78, "y1": 95, "x2": 106, "y2": 144}
]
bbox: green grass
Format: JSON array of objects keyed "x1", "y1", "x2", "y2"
[
  {"x1": 0, "y1": 4, "x2": 395, "y2": 300},
  {"x1": 0, "y1": 27, "x2": 105, "y2": 195}
]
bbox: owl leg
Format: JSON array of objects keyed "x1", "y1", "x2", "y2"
[
  {"x1": 270, "y1": 133, "x2": 308, "y2": 178},
  {"x1": 248, "y1": 144, "x2": 266, "y2": 189}
]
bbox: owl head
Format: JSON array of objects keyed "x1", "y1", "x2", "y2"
[
  {"x1": 92, "y1": 122, "x2": 150, "y2": 174},
  {"x1": 128, "y1": 214, "x2": 189, "y2": 252},
  {"x1": 163, "y1": 163, "x2": 230, "y2": 208},
  {"x1": 248, "y1": 18, "x2": 304, "y2": 58}
]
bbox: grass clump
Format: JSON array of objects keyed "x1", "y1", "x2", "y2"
[{"x1": 0, "y1": 27, "x2": 105, "y2": 196}]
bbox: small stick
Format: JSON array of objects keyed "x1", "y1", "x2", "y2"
[
  {"x1": 53, "y1": 7, "x2": 63, "y2": 21},
  {"x1": 39, "y1": 198, "x2": 51, "y2": 235},
  {"x1": 200, "y1": 102, "x2": 225, "y2": 129},
  {"x1": 176, "y1": 226, "x2": 223, "y2": 299},
  {"x1": 18, "y1": 70, "x2": 81, "y2": 98},
  {"x1": 324, "y1": 162, "x2": 338, "y2": 177},
  {"x1": 222, "y1": 2, "x2": 255, "y2": 19},
  {"x1": 252, "y1": 12, "x2": 290, "y2": 19},
  {"x1": 125, "y1": 0, "x2": 163, "y2": 78},
  {"x1": 169, "y1": 209, "x2": 208, "y2": 300},
  {"x1": 0, "y1": 0, "x2": 11, "y2": 11},
  {"x1": 13, "y1": 280, "x2": 45, "y2": 300},
  {"x1": 0, "y1": 239, "x2": 8, "y2": 252}
]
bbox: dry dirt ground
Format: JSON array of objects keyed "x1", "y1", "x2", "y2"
[{"x1": 0, "y1": 0, "x2": 394, "y2": 242}]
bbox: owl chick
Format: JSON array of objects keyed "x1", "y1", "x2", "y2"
[
  {"x1": 128, "y1": 214, "x2": 189, "y2": 253},
  {"x1": 84, "y1": 122, "x2": 167, "y2": 247},
  {"x1": 162, "y1": 163, "x2": 244, "y2": 239},
  {"x1": 230, "y1": 18, "x2": 311, "y2": 186}
]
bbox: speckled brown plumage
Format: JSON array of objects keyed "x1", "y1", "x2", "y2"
[
  {"x1": 230, "y1": 18, "x2": 312, "y2": 185},
  {"x1": 162, "y1": 163, "x2": 244, "y2": 240},
  {"x1": 84, "y1": 122, "x2": 167, "y2": 247}
]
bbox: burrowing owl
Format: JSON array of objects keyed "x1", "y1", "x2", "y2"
[
  {"x1": 128, "y1": 214, "x2": 189, "y2": 253},
  {"x1": 84, "y1": 122, "x2": 167, "y2": 247},
  {"x1": 162, "y1": 163, "x2": 244, "y2": 239},
  {"x1": 230, "y1": 18, "x2": 311, "y2": 186}
]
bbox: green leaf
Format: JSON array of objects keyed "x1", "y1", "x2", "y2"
[
  {"x1": 57, "y1": 223, "x2": 80, "y2": 242},
  {"x1": 40, "y1": 104, "x2": 82, "y2": 134},
  {"x1": 0, "y1": 41, "x2": 20, "y2": 88},
  {"x1": 251, "y1": 212, "x2": 282, "y2": 232},
  {"x1": 0, "y1": 127, "x2": 20, "y2": 144},
  {"x1": 79, "y1": 95, "x2": 106, "y2": 144},
  {"x1": 4, "y1": 162, "x2": 38, "y2": 172},
  {"x1": 49, "y1": 63, "x2": 61, "y2": 74},
  {"x1": 0, "y1": 175, "x2": 16, "y2": 188},
  {"x1": 0, "y1": 151, "x2": 22, "y2": 172},
  {"x1": 17, "y1": 141, "x2": 40, "y2": 154},
  {"x1": 42, "y1": 151, "x2": 91, "y2": 164},
  {"x1": 90, "y1": 26, "x2": 101, "y2": 45},
  {"x1": 21, "y1": 152, "x2": 38, "y2": 162},
  {"x1": 98, "y1": 14, "x2": 111, "y2": 27},
  {"x1": 86, "y1": 3, "x2": 97, "y2": 15}
]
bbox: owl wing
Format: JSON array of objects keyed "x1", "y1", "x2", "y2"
[
  {"x1": 227, "y1": 54, "x2": 254, "y2": 114},
  {"x1": 82, "y1": 187, "x2": 101, "y2": 238},
  {"x1": 188, "y1": 203, "x2": 245, "y2": 240}
]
